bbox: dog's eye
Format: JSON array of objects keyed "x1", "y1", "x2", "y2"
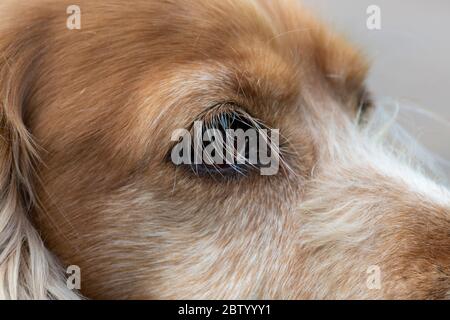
[
  {"x1": 361, "y1": 96, "x2": 373, "y2": 114},
  {"x1": 170, "y1": 103, "x2": 275, "y2": 179},
  {"x1": 357, "y1": 88, "x2": 374, "y2": 123},
  {"x1": 193, "y1": 106, "x2": 261, "y2": 178}
]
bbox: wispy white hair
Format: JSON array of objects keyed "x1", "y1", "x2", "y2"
[{"x1": 293, "y1": 98, "x2": 450, "y2": 299}]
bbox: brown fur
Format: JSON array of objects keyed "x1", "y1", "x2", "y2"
[{"x1": 0, "y1": 0, "x2": 449, "y2": 299}]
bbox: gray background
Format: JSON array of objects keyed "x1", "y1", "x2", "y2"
[{"x1": 302, "y1": 0, "x2": 450, "y2": 175}]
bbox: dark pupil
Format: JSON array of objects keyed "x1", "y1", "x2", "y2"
[
  {"x1": 202, "y1": 113, "x2": 253, "y2": 159},
  {"x1": 190, "y1": 112, "x2": 257, "y2": 175}
]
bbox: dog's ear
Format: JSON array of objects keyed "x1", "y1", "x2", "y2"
[{"x1": 0, "y1": 22, "x2": 79, "y2": 299}]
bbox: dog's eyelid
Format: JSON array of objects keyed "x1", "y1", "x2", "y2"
[{"x1": 198, "y1": 102, "x2": 251, "y2": 123}]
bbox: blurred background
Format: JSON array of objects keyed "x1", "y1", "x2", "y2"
[{"x1": 302, "y1": 0, "x2": 450, "y2": 177}]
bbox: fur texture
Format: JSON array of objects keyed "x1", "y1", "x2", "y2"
[{"x1": 0, "y1": 0, "x2": 449, "y2": 299}]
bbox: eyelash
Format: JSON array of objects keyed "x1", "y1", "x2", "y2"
[
  {"x1": 190, "y1": 106, "x2": 261, "y2": 179},
  {"x1": 167, "y1": 101, "x2": 279, "y2": 180}
]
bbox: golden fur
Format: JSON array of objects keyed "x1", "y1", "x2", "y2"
[{"x1": 0, "y1": 0, "x2": 449, "y2": 299}]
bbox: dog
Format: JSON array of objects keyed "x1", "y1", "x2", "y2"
[{"x1": 0, "y1": 0, "x2": 449, "y2": 299}]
